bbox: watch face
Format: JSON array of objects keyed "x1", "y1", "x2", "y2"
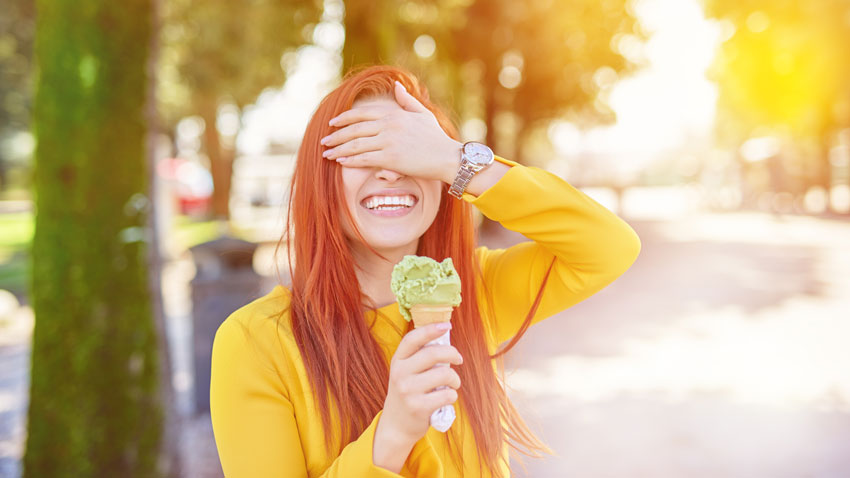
[{"x1": 463, "y1": 142, "x2": 494, "y2": 166}]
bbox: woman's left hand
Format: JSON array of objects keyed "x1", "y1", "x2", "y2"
[{"x1": 319, "y1": 80, "x2": 462, "y2": 184}]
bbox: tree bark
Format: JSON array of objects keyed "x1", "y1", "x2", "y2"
[
  {"x1": 25, "y1": 0, "x2": 165, "y2": 476},
  {"x1": 199, "y1": 94, "x2": 233, "y2": 219},
  {"x1": 341, "y1": 0, "x2": 397, "y2": 72}
]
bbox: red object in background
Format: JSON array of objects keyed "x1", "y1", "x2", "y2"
[{"x1": 157, "y1": 157, "x2": 214, "y2": 215}]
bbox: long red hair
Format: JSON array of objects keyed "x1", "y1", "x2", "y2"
[{"x1": 278, "y1": 64, "x2": 552, "y2": 477}]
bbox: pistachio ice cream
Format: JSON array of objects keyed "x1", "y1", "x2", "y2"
[{"x1": 390, "y1": 255, "x2": 462, "y2": 322}]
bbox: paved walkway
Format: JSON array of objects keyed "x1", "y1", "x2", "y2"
[
  {"x1": 2, "y1": 211, "x2": 849, "y2": 477},
  {"x1": 499, "y1": 212, "x2": 850, "y2": 477}
]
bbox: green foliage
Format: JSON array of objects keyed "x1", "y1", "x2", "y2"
[
  {"x1": 0, "y1": 0, "x2": 36, "y2": 190},
  {"x1": 449, "y1": 0, "x2": 640, "y2": 125},
  {"x1": 341, "y1": 0, "x2": 641, "y2": 163},
  {"x1": 157, "y1": 0, "x2": 323, "y2": 218},
  {"x1": 157, "y1": 0, "x2": 323, "y2": 126},
  {"x1": 24, "y1": 0, "x2": 163, "y2": 476},
  {"x1": 162, "y1": 0, "x2": 323, "y2": 107},
  {"x1": 703, "y1": 0, "x2": 850, "y2": 141},
  {"x1": 0, "y1": 0, "x2": 34, "y2": 132},
  {"x1": 341, "y1": 0, "x2": 405, "y2": 69}
]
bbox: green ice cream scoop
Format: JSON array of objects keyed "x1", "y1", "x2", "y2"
[{"x1": 390, "y1": 255, "x2": 462, "y2": 321}]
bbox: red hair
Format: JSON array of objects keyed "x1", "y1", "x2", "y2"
[{"x1": 277, "y1": 64, "x2": 552, "y2": 476}]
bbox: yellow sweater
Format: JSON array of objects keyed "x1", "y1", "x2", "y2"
[{"x1": 210, "y1": 156, "x2": 641, "y2": 477}]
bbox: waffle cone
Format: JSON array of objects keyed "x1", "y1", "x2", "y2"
[{"x1": 410, "y1": 304, "x2": 453, "y2": 327}]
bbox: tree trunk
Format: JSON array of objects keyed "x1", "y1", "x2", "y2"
[
  {"x1": 25, "y1": 1, "x2": 164, "y2": 476},
  {"x1": 341, "y1": 0, "x2": 397, "y2": 72},
  {"x1": 199, "y1": 94, "x2": 233, "y2": 219}
]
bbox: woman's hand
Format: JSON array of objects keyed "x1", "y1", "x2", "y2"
[
  {"x1": 372, "y1": 322, "x2": 463, "y2": 472},
  {"x1": 320, "y1": 81, "x2": 462, "y2": 184}
]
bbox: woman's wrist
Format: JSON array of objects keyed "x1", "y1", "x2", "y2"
[
  {"x1": 441, "y1": 139, "x2": 464, "y2": 185},
  {"x1": 441, "y1": 138, "x2": 512, "y2": 197},
  {"x1": 373, "y1": 413, "x2": 417, "y2": 473}
]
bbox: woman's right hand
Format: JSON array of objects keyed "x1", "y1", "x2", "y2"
[{"x1": 372, "y1": 322, "x2": 463, "y2": 472}]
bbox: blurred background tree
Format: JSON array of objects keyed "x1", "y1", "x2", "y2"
[
  {"x1": 341, "y1": 0, "x2": 409, "y2": 67},
  {"x1": 703, "y1": 0, "x2": 850, "y2": 211},
  {"x1": 156, "y1": 0, "x2": 323, "y2": 219},
  {"x1": 341, "y1": 0, "x2": 641, "y2": 165},
  {"x1": 24, "y1": 1, "x2": 165, "y2": 476},
  {"x1": 0, "y1": 0, "x2": 35, "y2": 194},
  {"x1": 2, "y1": 0, "x2": 643, "y2": 215},
  {"x1": 447, "y1": 0, "x2": 640, "y2": 164}
]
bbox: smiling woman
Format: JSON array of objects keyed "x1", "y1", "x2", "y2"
[
  {"x1": 209, "y1": 64, "x2": 642, "y2": 477},
  {"x1": 334, "y1": 96, "x2": 445, "y2": 255}
]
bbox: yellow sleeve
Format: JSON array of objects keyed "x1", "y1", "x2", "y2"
[
  {"x1": 464, "y1": 156, "x2": 641, "y2": 345},
  {"x1": 210, "y1": 317, "x2": 404, "y2": 478}
]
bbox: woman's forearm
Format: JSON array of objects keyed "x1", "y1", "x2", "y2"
[
  {"x1": 372, "y1": 414, "x2": 417, "y2": 473},
  {"x1": 464, "y1": 159, "x2": 511, "y2": 197}
]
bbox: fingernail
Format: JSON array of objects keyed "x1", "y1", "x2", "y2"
[
  {"x1": 395, "y1": 80, "x2": 406, "y2": 91},
  {"x1": 322, "y1": 150, "x2": 331, "y2": 158},
  {"x1": 320, "y1": 136, "x2": 328, "y2": 145},
  {"x1": 435, "y1": 322, "x2": 451, "y2": 330},
  {"x1": 336, "y1": 157, "x2": 347, "y2": 163},
  {"x1": 328, "y1": 118, "x2": 337, "y2": 126}
]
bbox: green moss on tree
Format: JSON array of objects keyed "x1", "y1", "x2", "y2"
[{"x1": 24, "y1": 1, "x2": 163, "y2": 476}]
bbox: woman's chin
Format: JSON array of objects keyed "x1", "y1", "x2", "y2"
[{"x1": 363, "y1": 236, "x2": 420, "y2": 253}]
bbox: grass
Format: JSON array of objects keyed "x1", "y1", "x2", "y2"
[
  {"x1": 0, "y1": 211, "x2": 235, "y2": 300},
  {"x1": 173, "y1": 215, "x2": 225, "y2": 250},
  {"x1": 0, "y1": 212, "x2": 34, "y2": 249},
  {"x1": 0, "y1": 212, "x2": 33, "y2": 298}
]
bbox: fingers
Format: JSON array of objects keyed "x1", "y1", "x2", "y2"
[
  {"x1": 421, "y1": 387, "x2": 458, "y2": 412},
  {"x1": 320, "y1": 119, "x2": 382, "y2": 148},
  {"x1": 322, "y1": 134, "x2": 382, "y2": 161},
  {"x1": 393, "y1": 80, "x2": 429, "y2": 113},
  {"x1": 394, "y1": 323, "x2": 452, "y2": 361},
  {"x1": 413, "y1": 365, "x2": 461, "y2": 392},
  {"x1": 334, "y1": 150, "x2": 382, "y2": 167},
  {"x1": 396, "y1": 386, "x2": 458, "y2": 425},
  {"x1": 329, "y1": 105, "x2": 391, "y2": 128},
  {"x1": 395, "y1": 365, "x2": 460, "y2": 397},
  {"x1": 405, "y1": 344, "x2": 463, "y2": 373}
]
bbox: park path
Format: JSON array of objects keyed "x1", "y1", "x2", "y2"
[
  {"x1": 1, "y1": 210, "x2": 849, "y2": 477},
  {"x1": 497, "y1": 212, "x2": 850, "y2": 478}
]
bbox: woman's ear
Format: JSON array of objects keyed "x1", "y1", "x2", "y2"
[{"x1": 394, "y1": 80, "x2": 429, "y2": 114}]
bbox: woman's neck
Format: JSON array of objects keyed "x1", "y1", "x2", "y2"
[{"x1": 350, "y1": 240, "x2": 419, "y2": 310}]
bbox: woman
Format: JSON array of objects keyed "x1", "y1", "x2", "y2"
[{"x1": 210, "y1": 65, "x2": 641, "y2": 477}]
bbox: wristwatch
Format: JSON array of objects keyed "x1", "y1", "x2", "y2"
[{"x1": 448, "y1": 141, "x2": 495, "y2": 199}]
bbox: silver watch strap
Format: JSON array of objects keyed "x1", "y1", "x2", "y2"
[{"x1": 448, "y1": 162, "x2": 477, "y2": 199}]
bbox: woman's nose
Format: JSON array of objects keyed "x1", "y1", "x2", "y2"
[{"x1": 375, "y1": 168, "x2": 405, "y2": 182}]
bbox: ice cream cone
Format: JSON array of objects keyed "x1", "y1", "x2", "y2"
[
  {"x1": 410, "y1": 304, "x2": 453, "y2": 328},
  {"x1": 390, "y1": 256, "x2": 460, "y2": 433},
  {"x1": 409, "y1": 303, "x2": 456, "y2": 432}
]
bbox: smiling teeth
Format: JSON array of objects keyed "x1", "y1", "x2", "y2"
[{"x1": 365, "y1": 195, "x2": 415, "y2": 210}]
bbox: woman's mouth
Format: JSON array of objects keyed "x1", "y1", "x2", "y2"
[{"x1": 360, "y1": 194, "x2": 418, "y2": 217}]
